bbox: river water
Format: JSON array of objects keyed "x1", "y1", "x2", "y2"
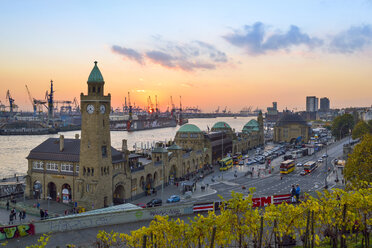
[{"x1": 0, "y1": 116, "x2": 254, "y2": 178}]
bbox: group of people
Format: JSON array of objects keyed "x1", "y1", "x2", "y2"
[
  {"x1": 39, "y1": 208, "x2": 49, "y2": 220},
  {"x1": 290, "y1": 184, "x2": 301, "y2": 203},
  {"x1": 7, "y1": 200, "x2": 26, "y2": 225}
]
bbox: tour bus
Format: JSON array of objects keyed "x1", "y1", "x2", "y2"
[
  {"x1": 304, "y1": 161, "x2": 317, "y2": 173},
  {"x1": 280, "y1": 159, "x2": 295, "y2": 174},
  {"x1": 219, "y1": 157, "x2": 233, "y2": 171}
]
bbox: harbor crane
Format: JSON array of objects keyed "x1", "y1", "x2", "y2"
[
  {"x1": 25, "y1": 84, "x2": 46, "y2": 115},
  {"x1": 128, "y1": 92, "x2": 132, "y2": 120},
  {"x1": 5, "y1": 90, "x2": 18, "y2": 113},
  {"x1": 170, "y1": 96, "x2": 175, "y2": 117},
  {"x1": 222, "y1": 106, "x2": 227, "y2": 114},
  {"x1": 215, "y1": 106, "x2": 220, "y2": 113}
]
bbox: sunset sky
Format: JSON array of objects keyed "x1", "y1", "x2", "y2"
[{"x1": 1, "y1": 1, "x2": 372, "y2": 112}]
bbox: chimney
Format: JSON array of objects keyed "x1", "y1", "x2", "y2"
[
  {"x1": 60, "y1": 135, "x2": 64, "y2": 152},
  {"x1": 75, "y1": 133, "x2": 79, "y2": 139},
  {"x1": 122, "y1": 139, "x2": 128, "y2": 152}
]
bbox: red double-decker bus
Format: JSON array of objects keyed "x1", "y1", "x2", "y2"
[{"x1": 304, "y1": 161, "x2": 317, "y2": 173}]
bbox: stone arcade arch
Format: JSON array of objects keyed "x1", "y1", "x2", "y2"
[
  {"x1": 153, "y1": 172, "x2": 158, "y2": 186},
  {"x1": 145, "y1": 174, "x2": 153, "y2": 195},
  {"x1": 33, "y1": 181, "x2": 42, "y2": 199},
  {"x1": 113, "y1": 184, "x2": 125, "y2": 205},
  {"x1": 61, "y1": 183, "x2": 72, "y2": 203},
  {"x1": 169, "y1": 164, "x2": 177, "y2": 179},
  {"x1": 47, "y1": 182, "x2": 57, "y2": 200},
  {"x1": 139, "y1": 176, "x2": 145, "y2": 191}
]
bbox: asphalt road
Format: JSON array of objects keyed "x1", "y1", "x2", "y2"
[{"x1": 193, "y1": 137, "x2": 348, "y2": 203}]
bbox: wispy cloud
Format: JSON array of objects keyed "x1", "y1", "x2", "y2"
[
  {"x1": 223, "y1": 22, "x2": 323, "y2": 55},
  {"x1": 111, "y1": 45, "x2": 144, "y2": 64},
  {"x1": 329, "y1": 24, "x2": 372, "y2": 53},
  {"x1": 112, "y1": 40, "x2": 228, "y2": 71}
]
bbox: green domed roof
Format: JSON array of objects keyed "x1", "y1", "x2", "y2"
[
  {"x1": 243, "y1": 119, "x2": 259, "y2": 133},
  {"x1": 88, "y1": 61, "x2": 104, "y2": 83},
  {"x1": 212, "y1": 121, "x2": 231, "y2": 129},
  {"x1": 244, "y1": 119, "x2": 259, "y2": 127},
  {"x1": 178, "y1": 124, "x2": 202, "y2": 133}
]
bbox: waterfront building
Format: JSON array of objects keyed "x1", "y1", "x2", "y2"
[
  {"x1": 273, "y1": 112, "x2": 310, "y2": 143},
  {"x1": 25, "y1": 62, "x2": 264, "y2": 209}
]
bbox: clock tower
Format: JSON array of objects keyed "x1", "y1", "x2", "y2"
[{"x1": 79, "y1": 61, "x2": 112, "y2": 209}]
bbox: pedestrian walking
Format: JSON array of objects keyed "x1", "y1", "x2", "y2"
[
  {"x1": 40, "y1": 208, "x2": 45, "y2": 220},
  {"x1": 290, "y1": 185, "x2": 296, "y2": 203},
  {"x1": 6, "y1": 200, "x2": 9, "y2": 211},
  {"x1": 295, "y1": 184, "x2": 301, "y2": 203},
  {"x1": 19, "y1": 211, "x2": 23, "y2": 222},
  {"x1": 22, "y1": 210, "x2": 26, "y2": 220},
  {"x1": 9, "y1": 213, "x2": 14, "y2": 225},
  {"x1": 36, "y1": 201, "x2": 40, "y2": 209},
  {"x1": 12, "y1": 208, "x2": 16, "y2": 220},
  {"x1": 44, "y1": 209, "x2": 49, "y2": 219}
]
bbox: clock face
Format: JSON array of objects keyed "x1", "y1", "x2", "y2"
[
  {"x1": 100, "y1": 104, "x2": 106, "y2": 114},
  {"x1": 86, "y1": 104, "x2": 94, "y2": 114}
]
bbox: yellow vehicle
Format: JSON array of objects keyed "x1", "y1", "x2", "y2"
[
  {"x1": 280, "y1": 159, "x2": 295, "y2": 174},
  {"x1": 219, "y1": 157, "x2": 233, "y2": 171}
]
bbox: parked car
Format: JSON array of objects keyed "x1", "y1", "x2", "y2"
[
  {"x1": 246, "y1": 159, "x2": 256, "y2": 165},
  {"x1": 238, "y1": 160, "x2": 244, "y2": 165},
  {"x1": 296, "y1": 162, "x2": 303, "y2": 167},
  {"x1": 318, "y1": 158, "x2": 323, "y2": 163},
  {"x1": 166, "y1": 195, "x2": 180, "y2": 203},
  {"x1": 300, "y1": 171, "x2": 307, "y2": 176},
  {"x1": 146, "y1": 198, "x2": 162, "y2": 207},
  {"x1": 322, "y1": 154, "x2": 328, "y2": 158},
  {"x1": 136, "y1": 203, "x2": 147, "y2": 208}
]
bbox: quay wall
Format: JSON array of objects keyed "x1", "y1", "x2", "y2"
[{"x1": 34, "y1": 203, "x2": 194, "y2": 234}]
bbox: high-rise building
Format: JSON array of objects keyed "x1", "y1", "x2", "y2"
[
  {"x1": 319, "y1": 97, "x2": 330, "y2": 112},
  {"x1": 306, "y1": 96, "x2": 318, "y2": 112}
]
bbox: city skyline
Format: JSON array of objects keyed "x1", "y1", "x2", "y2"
[{"x1": 1, "y1": 1, "x2": 372, "y2": 112}]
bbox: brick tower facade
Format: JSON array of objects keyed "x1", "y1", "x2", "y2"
[{"x1": 78, "y1": 61, "x2": 112, "y2": 209}]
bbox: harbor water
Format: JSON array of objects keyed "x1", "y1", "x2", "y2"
[{"x1": 0, "y1": 117, "x2": 254, "y2": 178}]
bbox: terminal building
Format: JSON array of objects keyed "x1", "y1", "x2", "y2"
[
  {"x1": 273, "y1": 112, "x2": 310, "y2": 143},
  {"x1": 25, "y1": 62, "x2": 264, "y2": 209}
]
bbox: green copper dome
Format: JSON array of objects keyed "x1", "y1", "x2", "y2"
[
  {"x1": 212, "y1": 121, "x2": 231, "y2": 129},
  {"x1": 243, "y1": 119, "x2": 259, "y2": 133},
  {"x1": 178, "y1": 124, "x2": 202, "y2": 133},
  {"x1": 88, "y1": 61, "x2": 104, "y2": 83}
]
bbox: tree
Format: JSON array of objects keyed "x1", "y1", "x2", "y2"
[
  {"x1": 352, "y1": 121, "x2": 371, "y2": 139},
  {"x1": 344, "y1": 134, "x2": 372, "y2": 186},
  {"x1": 331, "y1": 114, "x2": 354, "y2": 140}
]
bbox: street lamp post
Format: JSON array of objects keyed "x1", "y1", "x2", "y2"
[
  {"x1": 324, "y1": 143, "x2": 328, "y2": 189},
  {"x1": 221, "y1": 131, "x2": 224, "y2": 180}
]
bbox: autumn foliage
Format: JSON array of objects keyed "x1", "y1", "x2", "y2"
[{"x1": 96, "y1": 186, "x2": 371, "y2": 248}]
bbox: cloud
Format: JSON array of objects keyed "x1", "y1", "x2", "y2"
[
  {"x1": 111, "y1": 45, "x2": 144, "y2": 64},
  {"x1": 112, "y1": 40, "x2": 227, "y2": 72},
  {"x1": 181, "y1": 82, "x2": 195, "y2": 88},
  {"x1": 329, "y1": 24, "x2": 372, "y2": 53},
  {"x1": 223, "y1": 22, "x2": 323, "y2": 55}
]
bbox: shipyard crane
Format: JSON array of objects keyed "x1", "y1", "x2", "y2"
[
  {"x1": 155, "y1": 95, "x2": 159, "y2": 113},
  {"x1": 72, "y1": 97, "x2": 80, "y2": 112},
  {"x1": 5, "y1": 90, "x2": 17, "y2": 113},
  {"x1": 215, "y1": 106, "x2": 220, "y2": 113},
  {"x1": 25, "y1": 84, "x2": 37, "y2": 115},
  {"x1": 170, "y1": 96, "x2": 175, "y2": 117},
  {"x1": 148, "y1": 96, "x2": 154, "y2": 114},
  {"x1": 222, "y1": 106, "x2": 227, "y2": 114},
  {"x1": 128, "y1": 92, "x2": 132, "y2": 120}
]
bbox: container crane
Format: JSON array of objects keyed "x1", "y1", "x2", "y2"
[
  {"x1": 222, "y1": 106, "x2": 227, "y2": 114},
  {"x1": 0, "y1": 101, "x2": 5, "y2": 112},
  {"x1": 5, "y1": 90, "x2": 17, "y2": 113},
  {"x1": 25, "y1": 85, "x2": 37, "y2": 115},
  {"x1": 215, "y1": 106, "x2": 220, "y2": 113},
  {"x1": 170, "y1": 96, "x2": 175, "y2": 117}
]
